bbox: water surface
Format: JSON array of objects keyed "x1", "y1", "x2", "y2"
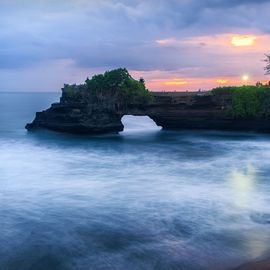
[{"x1": 1, "y1": 93, "x2": 270, "y2": 270}]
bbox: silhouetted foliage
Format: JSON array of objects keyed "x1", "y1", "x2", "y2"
[
  {"x1": 265, "y1": 54, "x2": 270, "y2": 74},
  {"x1": 212, "y1": 85, "x2": 270, "y2": 118},
  {"x1": 139, "y1": 77, "x2": 145, "y2": 84}
]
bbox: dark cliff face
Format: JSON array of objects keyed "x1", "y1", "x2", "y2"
[
  {"x1": 26, "y1": 68, "x2": 155, "y2": 134},
  {"x1": 26, "y1": 93, "x2": 125, "y2": 134},
  {"x1": 26, "y1": 89, "x2": 270, "y2": 134}
]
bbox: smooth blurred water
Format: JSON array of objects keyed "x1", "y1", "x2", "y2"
[{"x1": 1, "y1": 93, "x2": 270, "y2": 270}]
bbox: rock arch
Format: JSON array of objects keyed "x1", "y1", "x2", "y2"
[{"x1": 120, "y1": 115, "x2": 161, "y2": 132}]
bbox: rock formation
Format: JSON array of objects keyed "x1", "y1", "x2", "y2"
[{"x1": 26, "y1": 69, "x2": 270, "y2": 134}]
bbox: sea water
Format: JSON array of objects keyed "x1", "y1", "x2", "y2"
[{"x1": 0, "y1": 92, "x2": 270, "y2": 270}]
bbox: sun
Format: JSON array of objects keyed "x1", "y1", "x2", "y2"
[
  {"x1": 242, "y1": 74, "x2": 249, "y2": 82},
  {"x1": 231, "y1": 35, "x2": 256, "y2": 47}
]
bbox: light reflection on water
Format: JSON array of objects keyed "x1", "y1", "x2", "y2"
[
  {"x1": 1, "y1": 93, "x2": 270, "y2": 270},
  {"x1": 229, "y1": 164, "x2": 257, "y2": 209}
]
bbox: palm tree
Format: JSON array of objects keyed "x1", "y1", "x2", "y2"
[{"x1": 265, "y1": 54, "x2": 270, "y2": 74}]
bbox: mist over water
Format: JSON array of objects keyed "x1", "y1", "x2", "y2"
[{"x1": 1, "y1": 93, "x2": 270, "y2": 270}]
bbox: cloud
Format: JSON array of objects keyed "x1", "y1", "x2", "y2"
[{"x1": 0, "y1": 0, "x2": 270, "y2": 91}]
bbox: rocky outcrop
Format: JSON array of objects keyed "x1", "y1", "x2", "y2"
[
  {"x1": 147, "y1": 92, "x2": 270, "y2": 132},
  {"x1": 26, "y1": 90, "x2": 270, "y2": 134},
  {"x1": 26, "y1": 101, "x2": 124, "y2": 134}
]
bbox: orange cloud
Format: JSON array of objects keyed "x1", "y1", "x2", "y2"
[
  {"x1": 231, "y1": 35, "x2": 256, "y2": 47},
  {"x1": 164, "y1": 80, "x2": 188, "y2": 86},
  {"x1": 156, "y1": 33, "x2": 269, "y2": 53},
  {"x1": 216, "y1": 79, "x2": 228, "y2": 84}
]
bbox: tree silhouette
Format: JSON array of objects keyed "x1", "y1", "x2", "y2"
[
  {"x1": 139, "y1": 77, "x2": 145, "y2": 85},
  {"x1": 265, "y1": 54, "x2": 270, "y2": 74}
]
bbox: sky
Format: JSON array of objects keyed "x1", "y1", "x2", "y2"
[{"x1": 1, "y1": 0, "x2": 270, "y2": 92}]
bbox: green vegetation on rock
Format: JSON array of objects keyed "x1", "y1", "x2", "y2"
[
  {"x1": 212, "y1": 85, "x2": 270, "y2": 118},
  {"x1": 61, "y1": 68, "x2": 153, "y2": 107},
  {"x1": 85, "y1": 68, "x2": 153, "y2": 107},
  {"x1": 62, "y1": 84, "x2": 77, "y2": 98}
]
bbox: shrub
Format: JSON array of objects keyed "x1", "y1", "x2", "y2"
[
  {"x1": 62, "y1": 84, "x2": 77, "y2": 98},
  {"x1": 211, "y1": 85, "x2": 270, "y2": 118}
]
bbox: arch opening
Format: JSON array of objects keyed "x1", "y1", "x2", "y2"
[{"x1": 121, "y1": 115, "x2": 161, "y2": 133}]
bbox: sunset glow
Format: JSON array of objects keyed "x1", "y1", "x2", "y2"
[
  {"x1": 141, "y1": 73, "x2": 268, "y2": 92},
  {"x1": 164, "y1": 79, "x2": 188, "y2": 86},
  {"x1": 1, "y1": 1, "x2": 270, "y2": 92},
  {"x1": 144, "y1": 32, "x2": 270, "y2": 91},
  {"x1": 216, "y1": 79, "x2": 228, "y2": 85},
  {"x1": 231, "y1": 35, "x2": 256, "y2": 47},
  {"x1": 242, "y1": 74, "x2": 250, "y2": 82},
  {"x1": 2, "y1": 2, "x2": 270, "y2": 270}
]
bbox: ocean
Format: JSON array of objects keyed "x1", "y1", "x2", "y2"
[{"x1": 0, "y1": 92, "x2": 270, "y2": 270}]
